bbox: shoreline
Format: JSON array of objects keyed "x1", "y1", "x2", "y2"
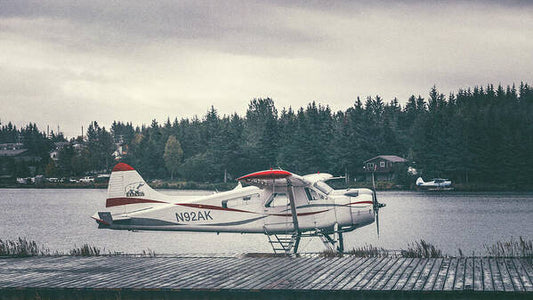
[{"x1": 1, "y1": 182, "x2": 532, "y2": 192}]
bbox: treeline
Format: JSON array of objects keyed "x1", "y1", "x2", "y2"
[{"x1": 1, "y1": 82, "x2": 532, "y2": 185}]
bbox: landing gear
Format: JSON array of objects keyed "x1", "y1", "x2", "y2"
[{"x1": 315, "y1": 227, "x2": 345, "y2": 254}]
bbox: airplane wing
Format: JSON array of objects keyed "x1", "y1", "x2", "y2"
[
  {"x1": 302, "y1": 173, "x2": 333, "y2": 184},
  {"x1": 237, "y1": 169, "x2": 308, "y2": 187}
]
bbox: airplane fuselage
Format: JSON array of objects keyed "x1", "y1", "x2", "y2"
[{"x1": 98, "y1": 185, "x2": 376, "y2": 235}]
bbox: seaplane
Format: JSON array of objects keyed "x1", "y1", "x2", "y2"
[
  {"x1": 416, "y1": 177, "x2": 453, "y2": 191},
  {"x1": 92, "y1": 163, "x2": 386, "y2": 254}
]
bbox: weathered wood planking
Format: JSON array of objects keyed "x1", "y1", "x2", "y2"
[
  {"x1": 473, "y1": 257, "x2": 483, "y2": 291},
  {"x1": 513, "y1": 258, "x2": 533, "y2": 292},
  {"x1": 362, "y1": 257, "x2": 399, "y2": 290},
  {"x1": 432, "y1": 257, "x2": 451, "y2": 291},
  {"x1": 392, "y1": 258, "x2": 421, "y2": 290},
  {"x1": 0, "y1": 256, "x2": 531, "y2": 294},
  {"x1": 372, "y1": 257, "x2": 406, "y2": 290}
]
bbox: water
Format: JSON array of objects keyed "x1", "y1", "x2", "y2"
[{"x1": 1, "y1": 189, "x2": 531, "y2": 255}]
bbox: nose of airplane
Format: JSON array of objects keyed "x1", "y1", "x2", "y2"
[{"x1": 348, "y1": 189, "x2": 375, "y2": 228}]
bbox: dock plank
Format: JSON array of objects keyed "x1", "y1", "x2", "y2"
[
  {"x1": 269, "y1": 257, "x2": 327, "y2": 290},
  {"x1": 258, "y1": 257, "x2": 323, "y2": 290},
  {"x1": 513, "y1": 258, "x2": 533, "y2": 292},
  {"x1": 464, "y1": 257, "x2": 474, "y2": 291},
  {"x1": 497, "y1": 257, "x2": 515, "y2": 291},
  {"x1": 473, "y1": 258, "x2": 483, "y2": 291},
  {"x1": 318, "y1": 257, "x2": 365, "y2": 290},
  {"x1": 223, "y1": 257, "x2": 288, "y2": 289},
  {"x1": 371, "y1": 258, "x2": 405, "y2": 290},
  {"x1": 182, "y1": 257, "x2": 241, "y2": 288},
  {"x1": 402, "y1": 258, "x2": 428, "y2": 290},
  {"x1": 223, "y1": 257, "x2": 273, "y2": 289},
  {"x1": 505, "y1": 258, "x2": 524, "y2": 292},
  {"x1": 422, "y1": 258, "x2": 443, "y2": 291},
  {"x1": 392, "y1": 258, "x2": 420, "y2": 290},
  {"x1": 489, "y1": 258, "x2": 505, "y2": 291},
  {"x1": 481, "y1": 258, "x2": 493, "y2": 291},
  {"x1": 330, "y1": 257, "x2": 376, "y2": 290},
  {"x1": 299, "y1": 257, "x2": 346, "y2": 290},
  {"x1": 342, "y1": 257, "x2": 386, "y2": 290},
  {"x1": 276, "y1": 258, "x2": 328, "y2": 290},
  {"x1": 442, "y1": 258, "x2": 458, "y2": 291},
  {"x1": 382, "y1": 258, "x2": 412, "y2": 290},
  {"x1": 0, "y1": 256, "x2": 530, "y2": 294},
  {"x1": 413, "y1": 258, "x2": 436, "y2": 290},
  {"x1": 432, "y1": 258, "x2": 451, "y2": 291},
  {"x1": 306, "y1": 257, "x2": 352, "y2": 290},
  {"x1": 454, "y1": 257, "x2": 466, "y2": 290},
  {"x1": 356, "y1": 257, "x2": 397, "y2": 290}
]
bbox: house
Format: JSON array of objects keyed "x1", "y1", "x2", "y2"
[
  {"x1": 0, "y1": 143, "x2": 39, "y2": 162},
  {"x1": 363, "y1": 155, "x2": 408, "y2": 181},
  {"x1": 0, "y1": 143, "x2": 41, "y2": 179}
]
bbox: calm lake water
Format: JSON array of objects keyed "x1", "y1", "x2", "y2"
[{"x1": 1, "y1": 189, "x2": 531, "y2": 255}]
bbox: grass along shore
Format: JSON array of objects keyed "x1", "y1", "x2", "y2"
[{"x1": 1, "y1": 237, "x2": 531, "y2": 258}]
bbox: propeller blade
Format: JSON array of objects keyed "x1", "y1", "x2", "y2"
[
  {"x1": 372, "y1": 172, "x2": 377, "y2": 207},
  {"x1": 372, "y1": 172, "x2": 380, "y2": 237}
]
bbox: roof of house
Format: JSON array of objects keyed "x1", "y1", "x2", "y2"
[{"x1": 363, "y1": 155, "x2": 407, "y2": 163}]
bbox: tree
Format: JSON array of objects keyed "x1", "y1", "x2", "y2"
[{"x1": 163, "y1": 135, "x2": 183, "y2": 180}]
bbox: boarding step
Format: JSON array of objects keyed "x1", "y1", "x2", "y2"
[{"x1": 264, "y1": 226, "x2": 299, "y2": 254}]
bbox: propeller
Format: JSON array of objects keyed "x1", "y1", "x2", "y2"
[{"x1": 371, "y1": 172, "x2": 386, "y2": 236}]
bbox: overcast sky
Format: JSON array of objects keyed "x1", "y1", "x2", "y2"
[{"x1": 1, "y1": 0, "x2": 532, "y2": 137}]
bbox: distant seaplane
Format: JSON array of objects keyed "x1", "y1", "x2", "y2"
[
  {"x1": 416, "y1": 177, "x2": 453, "y2": 190},
  {"x1": 92, "y1": 163, "x2": 386, "y2": 254}
]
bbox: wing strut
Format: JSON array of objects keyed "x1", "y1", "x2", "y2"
[{"x1": 286, "y1": 179, "x2": 301, "y2": 253}]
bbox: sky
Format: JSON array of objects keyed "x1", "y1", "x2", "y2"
[{"x1": 1, "y1": 0, "x2": 532, "y2": 137}]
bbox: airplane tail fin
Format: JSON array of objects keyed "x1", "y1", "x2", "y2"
[
  {"x1": 105, "y1": 163, "x2": 169, "y2": 210},
  {"x1": 415, "y1": 177, "x2": 425, "y2": 186}
]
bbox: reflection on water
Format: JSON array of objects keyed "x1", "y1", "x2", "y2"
[{"x1": 0, "y1": 189, "x2": 531, "y2": 255}]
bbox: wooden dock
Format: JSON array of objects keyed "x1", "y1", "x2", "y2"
[{"x1": 0, "y1": 256, "x2": 531, "y2": 299}]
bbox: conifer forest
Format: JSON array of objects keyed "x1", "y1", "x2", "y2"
[{"x1": 1, "y1": 83, "x2": 533, "y2": 187}]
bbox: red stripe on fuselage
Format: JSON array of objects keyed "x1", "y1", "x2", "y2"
[
  {"x1": 270, "y1": 209, "x2": 330, "y2": 217},
  {"x1": 106, "y1": 197, "x2": 168, "y2": 207},
  {"x1": 176, "y1": 203, "x2": 256, "y2": 214},
  {"x1": 347, "y1": 201, "x2": 373, "y2": 206}
]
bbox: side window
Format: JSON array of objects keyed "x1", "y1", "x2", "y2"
[
  {"x1": 304, "y1": 188, "x2": 319, "y2": 201},
  {"x1": 265, "y1": 193, "x2": 289, "y2": 207}
]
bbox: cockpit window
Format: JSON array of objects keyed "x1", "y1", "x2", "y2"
[
  {"x1": 265, "y1": 193, "x2": 289, "y2": 207},
  {"x1": 305, "y1": 188, "x2": 320, "y2": 201},
  {"x1": 314, "y1": 181, "x2": 333, "y2": 195}
]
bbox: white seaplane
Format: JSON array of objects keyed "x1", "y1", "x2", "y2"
[
  {"x1": 416, "y1": 177, "x2": 453, "y2": 190},
  {"x1": 92, "y1": 163, "x2": 385, "y2": 254}
]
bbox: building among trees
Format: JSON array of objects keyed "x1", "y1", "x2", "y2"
[{"x1": 363, "y1": 155, "x2": 408, "y2": 181}]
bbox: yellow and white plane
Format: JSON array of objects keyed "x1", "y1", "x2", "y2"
[{"x1": 92, "y1": 163, "x2": 385, "y2": 253}]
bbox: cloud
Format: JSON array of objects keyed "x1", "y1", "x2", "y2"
[{"x1": 1, "y1": 1, "x2": 532, "y2": 137}]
